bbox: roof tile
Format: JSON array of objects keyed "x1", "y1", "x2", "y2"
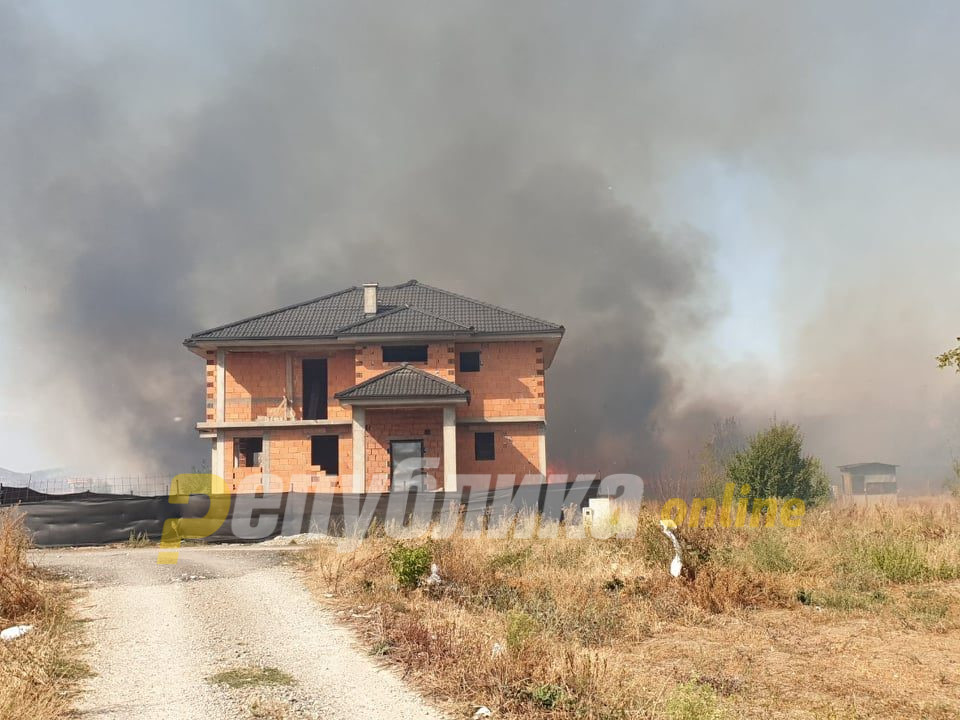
[
  {"x1": 187, "y1": 280, "x2": 562, "y2": 342},
  {"x1": 334, "y1": 364, "x2": 469, "y2": 401}
]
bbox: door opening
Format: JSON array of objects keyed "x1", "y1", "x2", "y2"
[
  {"x1": 390, "y1": 440, "x2": 425, "y2": 492},
  {"x1": 302, "y1": 359, "x2": 328, "y2": 419}
]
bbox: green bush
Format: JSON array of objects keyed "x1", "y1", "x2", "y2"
[
  {"x1": 665, "y1": 681, "x2": 724, "y2": 720},
  {"x1": 530, "y1": 683, "x2": 566, "y2": 709},
  {"x1": 487, "y1": 546, "x2": 532, "y2": 570},
  {"x1": 870, "y1": 539, "x2": 928, "y2": 583},
  {"x1": 726, "y1": 421, "x2": 831, "y2": 506},
  {"x1": 387, "y1": 543, "x2": 432, "y2": 589},
  {"x1": 506, "y1": 610, "x2": 538, "y2": 650},
  {"x1": 748, "y1": 531, "x2": 796, "y2": 573},
  {"x1": 816, "y1": 588, "x2": 887, "y2": 611}
]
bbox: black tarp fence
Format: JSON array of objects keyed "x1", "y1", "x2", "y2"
[{"x1": 8, "y1": 478, "x2": 610, "y2": 548}]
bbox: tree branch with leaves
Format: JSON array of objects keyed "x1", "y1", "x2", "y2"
[{"x1": 937, "y1": 338, "x2": 960, "y2": 372}]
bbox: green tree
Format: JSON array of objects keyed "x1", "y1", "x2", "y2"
[
  {"x1": 726, "y1": 421, "x2": 831, "y2": 505},
  {"x1": 699, "y1": 417, "x2": 746, "y2": 497},
  {"x1": 938, "y1": 342, "x2": 960, "y2": 498},
  {"x1": 945, "y1": 459, "x2": 960, "y2": 499},
  {"x1": 937, "y1": 340, "x2": 960, "y2": 372}
]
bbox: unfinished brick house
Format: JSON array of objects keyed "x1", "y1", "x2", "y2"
[{"x1": 184, "y1": 281, "x2": 564, "y2": 493}]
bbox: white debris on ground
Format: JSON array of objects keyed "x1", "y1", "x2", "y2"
[
  {"x1": 425, "y1": 563, "x2": 442, "y2": 586},
  {"x1": 1, "y1": 624, "x2": 33, "y2": 641},
  {"x1": 259, "y1": 532, "x2": 331, "y2": 547},
  {"x1": 472, "y1": 706, "x2": 493, "y2": 719},
  {"x1": 490, "y1": 642, "x2": 505, "y2": 659},
  {"x1": 659, "y1": 519, "x2": 684, "y2": 578}
]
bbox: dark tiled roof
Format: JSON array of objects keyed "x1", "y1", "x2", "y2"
[
  {"x1": 334, "y1": 364, "x2": 469, "y2": 402},
  {"x1": 186, "y1": 280, "x2": 563, "y2": 342},
  {"x1": 335, "y1": 305, "x2": 473, "y2": 335}
]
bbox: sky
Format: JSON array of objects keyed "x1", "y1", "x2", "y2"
[{"x1": 2, "y1": 1, "x2": 959, "y2": 491}]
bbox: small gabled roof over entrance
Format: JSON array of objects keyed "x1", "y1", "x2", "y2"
[{"x1": 334, "y1": 364, "x2": 470, "y2": 405}]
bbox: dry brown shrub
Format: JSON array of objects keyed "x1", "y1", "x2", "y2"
[
  {"x1": 310, "y1": 499, "x2": 960, "y2": 720},
  {"x1": 682, "y1": 564, "x2": 790, "y2": 613},
  {"x1": 0, "y1": 509, "x2": 45, "y2": 620},
  {"x1": 0, "y1": 507, "x2": 86, "y2": 720}
]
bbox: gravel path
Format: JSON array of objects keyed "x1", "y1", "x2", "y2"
[{"x1": 32, "y1": 545, "x2": 449, "y2": 720}]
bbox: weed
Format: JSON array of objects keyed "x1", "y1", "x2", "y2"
[
  {"x1": 748, "y1": 531, "x2": 796, "y2": 573},
  {"x1": 529, "y1": 683, "x2": 566, "y2": 709},
  {"x1": 903, "y1": 590, "x2": 952, "y2": 628},
  {"x1": 309, "y1": 500, "x2": 960, "y2": 720},
  {"x1": 208, "y1": 666, "x2": 296, "y2": 689},
  {"x1": 126, "y1": 531, "x2": 152, "y2": 547},
  {"x1": 870, "y1": 539, "x2": 928, "y2": 583},
  {"x1": 815, "y1": 588, "x2": 888, "y2": 611},
  {"x1": 0, "y1": 508, "x2": 87, "y2": 720},
  {"x1": 387, "y1": 543, "x2": 431, "y2": 589},
  {"x1": 665, "y1": 681, "x2": 725, "y2": 720},
  {"x1": 932, "y1": 561, "x2": 960, "y2": 581},
  {"x1": 506, "y1": 610, "x2": 538, "y2": 650},
  {"x1": 0, "y1": 510, "x2": 43, "y2": 619},
  {"x1": 370, "y1": 640, "x2": 391, "y2": 656},
  {"x1": 248, "y1": 697, "x2": 290, "y2": 719},
  {"x1": 488, "y1": 546, "x2": 532, "y2": 570},
  {"x1": 49, "y1": 657, "x2": 95, "y2": 680},
  {"x1": 604, "y1": 576, "x2": 626, "y2": 592}
]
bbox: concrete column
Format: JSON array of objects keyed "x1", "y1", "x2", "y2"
[
  {"x1": 215, "y1": 350, "x2": 226, "y2": 422},
  {"x1": 285, "y1": 353, "x2": 293, "y2": 416},
  {"x1": 210, "y1": 438, "x2": 218, "y2": 480},
  {"x1": 214, "y1": 430, "x2": 225, "y2": 483},
  {"x1": 351, "y1": 407, "x2": 366, "y2": 493},
  {"x1": 261, "y1": 430, "x2": 271, "y2": 476},
  {"x1": 442, "y1": 406, "x2": 457, "y2": 492}
]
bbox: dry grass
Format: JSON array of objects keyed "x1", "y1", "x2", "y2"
[
  {"x1": 308, "y1": 500, "x2": 960, "y2": 720},
  {"x1": 0, "y1": 508, "x2": 88, "y2": 720}
]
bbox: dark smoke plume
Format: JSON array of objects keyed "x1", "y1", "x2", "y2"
[{"x1": 3, "y1": 2, "x2": 960, "y2": 490}]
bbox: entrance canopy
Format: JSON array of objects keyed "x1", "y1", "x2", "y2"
[{"x1": 334, "y1": 363, "x2": 470, "y2": 407}]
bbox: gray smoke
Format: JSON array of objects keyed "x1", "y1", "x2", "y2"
[{"x1": 2, "y1": 1, "x2": 960, "y2": 489}]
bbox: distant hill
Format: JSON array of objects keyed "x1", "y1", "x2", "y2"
[
  {"x1": 0, "y1": 467, "x2": 72, "y2": 487},
  {"x1": 0, "y1": 467, "x2": 30, "y2": 486}
]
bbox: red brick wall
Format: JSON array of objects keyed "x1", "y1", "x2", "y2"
[
  {"x1": 223, "y1": 349, "x2": 355, "y2": 422},
  {"x1": 207, "y1": 340, "x2": 549, "y2": 493},
  {"x1": 290, "y1": 350, "x2": 354, "y2": 421},
  {"x1": 454, "y1": 341, "x2": 544, "y2": 419},
  {"x1": 205, "y1": 351, "x2": 216, "y2": 422},
  {"x1": 219, "y1": 342, "x2": 542, "y2": 423},
  {"x1": 364, "y1": 408, "x2": 444, "y2": 492},
  {"x1": 222, "y1": 426, "x2": 352, "y2": 493},
  {"x1": 223, "y1": 352, "x2": 286, "y2": 421},
  {"x1": 355, "y1": 343, "x2": 455, "y2": 383},
  {"x1": 456, "y1": 422, "x2": 543, "y2": 488}
]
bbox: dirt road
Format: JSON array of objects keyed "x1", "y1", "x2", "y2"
[{"x1": 32, "y1": 545, "x2": 448, "y2": 720}]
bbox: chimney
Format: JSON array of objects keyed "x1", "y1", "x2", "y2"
[{"x1": 363, "y1": 283, "x2": 378, "y2": 315}]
